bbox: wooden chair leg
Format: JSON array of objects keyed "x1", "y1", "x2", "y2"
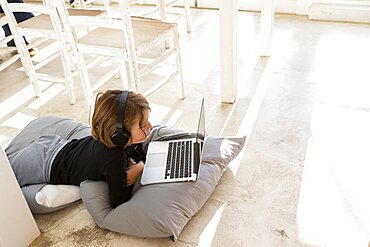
[
  {"x1": 103, "y1": 0, "x2": 112, "y2": 17},
  {"x1": 62, "y1": 60, "x2": 76, "y2": 105},
  {"x1": 184, "y1": 0, "x2": 192, "y2": 33},
  {"x1": 78, "y1": 0, "x2": 85, "y2": 8},
  {"x1": 74, "y1": 50, "x2": 94, "y2": 114},
  {"x1": 60, "y1": 43, "x2": 76, "y2": 104},
  {"x1": 131, "y1": 61, "x2": 140, "y2": 92},
  {"x1": 157, "y1": 0, "x2": 170, "y2": 49},
  {"x1": 125, "y1": 59, "x2": 140, "y2": 92},
  {"x1": 158, "y1": 0, "x2": 166, "y2": 21},
  {"x1": 124, "y1": 25, "x2": 141, "y2": 91},
  {"x1": 118, "y1": 60, "x2": 129, "y2": 89},
  {"x1": 13, "y1": 32, "x2": 41, "y2": 98},
  {"x1": 173, "y1": 27, "x2": 184, "y2": 99}
]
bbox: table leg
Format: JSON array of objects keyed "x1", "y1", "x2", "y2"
[
  {"x1": 220, "y1": 0, "x2": 238, "y2": 103},
  {"x1": 260, "y1": 0, "x2": 275, "y2": 57}
]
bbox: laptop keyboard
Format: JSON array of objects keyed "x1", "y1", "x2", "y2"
[{"x1": 165, "y1": 141, "x2": 193, "y2": 179}]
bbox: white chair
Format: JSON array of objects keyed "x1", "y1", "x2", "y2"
[
  {"x1": 50, "y1": 0, "x2": 185, "y2": 108},
  {"x1": 0, "y1": 0, "x2": 74, "y2": 102},
  {"x1": 0, "y1": 145, "x2": 40, "y2": 247},
  {"x1": 74, "y1": 0, "x2": 192, "y2": 33},
  {"x1": 74, "y1": 0, "x2": 113, "y2": 16},
  {"x1": 0, "y1": 14, "x2": 21, "y2": 72},
  {"x1": 0, "y1": 0, "x2": 106, "y2": 105},
  {"x1": 155, "y1": 0, "x2": 192, "y2": 33}
]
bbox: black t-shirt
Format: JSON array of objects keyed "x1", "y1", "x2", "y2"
[{"x1": 50, "y1": 136, "x2": 142, "y2": 208}]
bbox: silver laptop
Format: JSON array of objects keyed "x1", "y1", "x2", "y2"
[{"x1": 141, "y1": 99, "x2": 206, "y2": 185}]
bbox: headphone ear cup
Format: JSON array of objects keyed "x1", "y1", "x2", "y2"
[
  {"x1": 121, "y1": 130, "x2": 130, "y2": 146},
  {"x1": 110, "y1": 131, "x2": 121, "y2": 146},
  {"x1": 111, "y1": 129, "x2": 130, "y2": 146}
]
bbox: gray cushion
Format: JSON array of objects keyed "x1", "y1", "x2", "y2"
[
  {"x1": 5, "y1": 116, "x2": 91, "y2": 214},
  {"x1": 80, "y1": 126, "x2": 246, "y2": 240}
]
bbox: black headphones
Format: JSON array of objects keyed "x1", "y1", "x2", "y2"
[{"x1": 111, "y1": 91, "x2": 130, "y2": 146}]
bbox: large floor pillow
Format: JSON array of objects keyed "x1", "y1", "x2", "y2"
[
  {"x1": 81, "y1": 126, "x2": 246, "y2": 240},
  {"x1": 5, "y1": 116, "x2": 91, "y2": 214}
]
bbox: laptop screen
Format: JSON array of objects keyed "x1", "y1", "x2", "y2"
[{"x1": 196, "y1": 98, "x2": 206, "y2": 143}]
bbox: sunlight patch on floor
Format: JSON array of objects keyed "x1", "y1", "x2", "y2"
[
  {"x1": 225, "y1": 59, "x2": 272, "y2": 177},
  {"x1": 0, "y1": 82, "x2": 48, "y2": 120},
  {"x1": 148, "y1": 102, "x2": 173, "y2": 125},
  {"x1": 30, "y1": 42, "x2": 59, "y2": 64},
  {"x1": 164, "y1": 109, "x2": 182, "y2": 126},
  {"x1": 297, "y1": 29, "x2": 370, "y2": 245},
  {"x1": 198, "y1": 203, "x2": 226, "y2": 247},
  {"x1": 297, "y1": 103, "x2": 370, "y2": 247},
  {"x1": 1, "y1": 112, "x2": 37, "y2": 130},
  {"x1": 27, "y1": 84, "x2": 65, "y2": 110}
]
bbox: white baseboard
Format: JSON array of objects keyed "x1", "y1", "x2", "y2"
[
  {"x1": 309, "y1": 1, "x2": 370, "y2": 24},
  {"x1": 198, "y1": 0, "x2": 297, "y2": 14}
]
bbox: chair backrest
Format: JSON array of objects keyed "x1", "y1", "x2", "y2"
[
  {"x1": 0, "y1": 0, "x2": 41, "y2": 58},
  {"x1": 0, "y1": 0, "x2": 80, "y2": 103},
  {"x1": 75, "y1": 0, "x2": 112, "y2": 16},
  {"x1": 0, "y1": 1, "x2": 49, "y2": 16},
  {"x1": 52, "y1": 0, "x2": 137, "y2": 64},
  {"x1": 0, "y1": 1, "x2": 50, "y2": 35},
  {"x1": 54, "y1": 0, "x2": 132, "y2": 32},
  {"x1": 47, "y1": 0, "x2": 142, "y2": 105},
  {"x1": 74, "y1": 0, "x2": 144, "y2": 15}
]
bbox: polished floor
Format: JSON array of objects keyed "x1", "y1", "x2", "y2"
[{"x1": 1, "y1": 6, "x2": 370, "y2": 247}]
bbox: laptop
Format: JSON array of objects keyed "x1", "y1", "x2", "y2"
[{"x1": 141, "y1": 98, "x2": 206, "y2": 185}]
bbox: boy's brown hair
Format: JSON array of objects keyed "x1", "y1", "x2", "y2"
[{"x1": 91, "y1": 90, "x2": 150, "y2": 148}]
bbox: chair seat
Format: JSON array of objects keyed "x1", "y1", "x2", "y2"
[
  {"x1": 18, "y1": 9, "x2": 105, "y2": 32},
  {"x1": 78, "y1": 19, "x2": 175, "y2": 52},
  {"x1": 18, "y1": 14, "x2": 54, "y2": 31},
  {"x1": 68, "y1": 8, "x2": 105, "y2": 17}
]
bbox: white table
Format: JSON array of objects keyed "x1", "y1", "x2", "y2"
[
  {"x1": 219, "y1": 0, "x2": 274, "y2": 103},
  {"x1": 0, "y1": 146, "x2": 40, "y2": 246}
]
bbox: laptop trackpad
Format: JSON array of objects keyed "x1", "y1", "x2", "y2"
[{"x1": 147, "y1": 153, "x2": 166, "y2": 167}]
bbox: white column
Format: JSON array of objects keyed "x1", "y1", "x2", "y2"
[
  {"x1": 260, "y1": 0, "x2": 275, "y2": 57},
  {"x1": 0, "y1": 146, "x2": 40, "y2": 247},
  {"x1": 220, "y1": 0, "x2": 238, "y2": 103}
]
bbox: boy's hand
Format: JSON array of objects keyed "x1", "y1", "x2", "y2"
[{"x1": 127, "y1": 159, "x2": 144, "y2": 186}]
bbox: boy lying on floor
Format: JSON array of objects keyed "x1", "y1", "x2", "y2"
[{"x1": 6, "y1": 90, "x2": 151, "y2": 208}]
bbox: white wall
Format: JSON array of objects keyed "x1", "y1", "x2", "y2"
[
  {"x1": 197, "y1": 0, "x2": 370, "y2": 23},
  {"x1": 198, "y1": 0, "x2": 303, "y2": 14},
  {"x1": 309, "y1": 0, "x2": 370, "y2": 23}
]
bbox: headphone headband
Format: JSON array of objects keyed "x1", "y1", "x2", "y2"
[{"x1": 111, "y1": 90, "x2": 130, "y2": 146}]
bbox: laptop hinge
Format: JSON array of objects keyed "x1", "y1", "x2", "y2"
[{"x1": 193, "y1": 142, "x2": 200, "y2": 174}]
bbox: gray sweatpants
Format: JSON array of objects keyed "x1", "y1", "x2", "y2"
[{"x1": 7, "y1": 134, "x2": 69, "y2": 187}]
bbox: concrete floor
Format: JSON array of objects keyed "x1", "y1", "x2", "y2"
[{"x1": 1, "y1": 6, "x2": 370, "y2": 247}]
